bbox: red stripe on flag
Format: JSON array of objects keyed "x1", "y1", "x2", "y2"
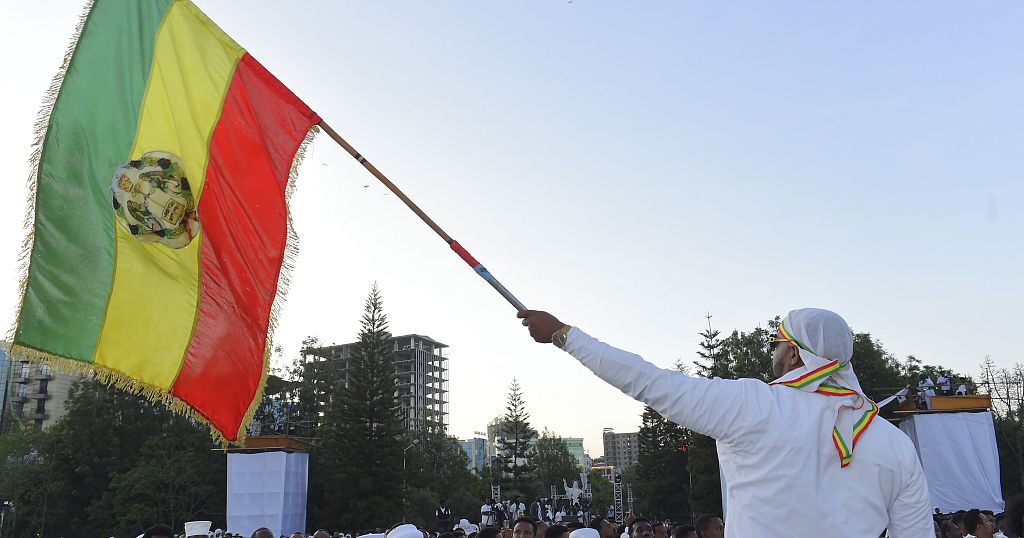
[{"x1": 171, "y1": 54, "x2": 319, "y2": 440}]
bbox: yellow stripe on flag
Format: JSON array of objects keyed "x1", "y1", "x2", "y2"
[{"x1": 93, "y1": 0, "x2": 244, "y2": 388}]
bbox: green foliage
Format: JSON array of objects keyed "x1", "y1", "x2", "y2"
[
  {"x1": 531, "y1": 430, "x2": 582, "y2": 494},
  {"x1": 496, "y1": 379, "x2": 537, "y2": 494},
  {"x1": 587, "y1": 470, "x2": 613, "y2": 518},
  {"x1": 0, "y1": 380, "x2": 225, "y2": 538},
  {"x1": 402, "y1": 431, "x2": 481, "y2": 528},
  {"x1": 687, "y1": 318, "x2": 725, "y2": 516},
  {"x1": 633, "y1": 406, "x2": 690, "y2": 519},
  {"x1": 313, "y1": 284, "x2": 404, "y2": 530}
]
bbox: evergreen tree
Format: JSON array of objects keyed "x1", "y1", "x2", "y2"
[
  {"x1": 687, "y1": 314, "x2": 724, "y2": 516},
  {"x1": 693, "y1": 313, "x2": 730, "y2": 379},
  {"x1": 721, "y1": 321, "x2": 776, "y2": 383},
  {"x1": 634, "y1": 406, "x2": 690, "y2": 519},
  {"x1": 316, "y1": 284, "x2": 404, "y2": 530},
  {"x1": 495, "y1": 379, "x2": 537, "y2": 495}
]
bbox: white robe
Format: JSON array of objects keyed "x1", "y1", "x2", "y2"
[{"x1": 563, "y1": 327, "x2": 933, "y2": 538}]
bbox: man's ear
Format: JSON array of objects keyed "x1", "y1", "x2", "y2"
[{"x1": 788, "y1": 347, "x2": 803, "y2": 369}]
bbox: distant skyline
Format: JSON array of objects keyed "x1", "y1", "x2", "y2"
[{"x1": 1, "y1": 2, "x2": 1021, "y2": 457}]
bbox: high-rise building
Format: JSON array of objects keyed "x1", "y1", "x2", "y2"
[
  {"x1": 459, "y1": 437, "x2": 487, "y2": 473},
  {"x1": 562, "y1": 437, "x2": 588, "y2": 471},
  {"x1": 486, "y1": 415, "x2": 506, "y2": 464},
  {"x1": 305, "y1": 334, "x2": 449, "y2": 432},
  {"x1": 602, "y1": 428, "x2": 639, "y2": 472},
  {"x1": 2, "y1": 346, "x2": 85, "y2": 431}
]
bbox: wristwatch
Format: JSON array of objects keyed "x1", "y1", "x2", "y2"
[{"x1": 551, "y1": 325, "x2": 572, "y2": 349}]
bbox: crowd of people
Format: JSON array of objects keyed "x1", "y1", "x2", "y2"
[
  {"x1": 124, "y1": 491, "x2": 1024, "y2": 538},
  {"x1": 130, "y1": 507, "x2": 725, "y2": 538}
]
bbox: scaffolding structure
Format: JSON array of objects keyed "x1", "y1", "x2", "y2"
[{"x1": 306, "y1": 334, "x2": 449, "y2": 432}]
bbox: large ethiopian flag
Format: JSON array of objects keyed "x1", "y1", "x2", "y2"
[{"x1": 12, "y1": 0, "x2": 320, "y2": 442}]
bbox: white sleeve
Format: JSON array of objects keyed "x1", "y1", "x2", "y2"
[
  {"x1": 885, "y1": 456, "x2": 934, "y2": 538},
  {"x1": 563, "y1": 327, "x2": 775, "y2": 443}
]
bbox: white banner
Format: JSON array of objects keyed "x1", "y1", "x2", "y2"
[
  {"x1": 898, "y1": 411, "x2": 1003, "y2": 513},
  {"x1": 227, "y1": 451, "x2": 309, "y2": 536}
]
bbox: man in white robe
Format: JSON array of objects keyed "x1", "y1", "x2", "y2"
[{"x1": 518, "y1": 307, "x2": 933, "y2": 537}]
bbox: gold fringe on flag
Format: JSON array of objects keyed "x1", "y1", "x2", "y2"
[{"x1": 5, "y1": 0, "x2": 319, "y2": 446}]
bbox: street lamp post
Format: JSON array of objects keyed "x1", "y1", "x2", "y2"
[
  {"x1": 0, "y1": 500, "x2": 13, "y2": 538},
  {"x1": 403, "y1": 439, "x2": 420, "y2": 521}
]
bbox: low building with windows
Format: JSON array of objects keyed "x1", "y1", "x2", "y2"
[{"x1": 2, "y1": 346, "x2": 85, "y2": 431}]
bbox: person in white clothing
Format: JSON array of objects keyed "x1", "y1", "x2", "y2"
[
  {"x1": 517, "y1": 307, "x2": 933, "y2": 538},
  {"x1": 481, "y1": 499, "x2": 495, "y2": 527}
]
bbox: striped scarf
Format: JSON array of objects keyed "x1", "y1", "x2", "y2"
[{"x1": 769, "y1": 309, "x2": 879, "y2": 468}]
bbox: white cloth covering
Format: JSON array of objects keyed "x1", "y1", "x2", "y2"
[
  {"x1": 185, "y1": 521, "x2": 212, "y2": 538},
  {"x1": 388, "y1": 525, "x2": 421, "y2": 538},
  {"x1": 569, "y1": 529, "x2": 599, "y2": 538},
  {"x1": 562, "y1": 326, "x2": 933, "y2": 538},
  {"x1": 898, "y1": 411, "x2": 1004, "y2": 513}
]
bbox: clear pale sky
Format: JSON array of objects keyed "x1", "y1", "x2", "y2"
[{"x1": 1, "y1": 2, "x2": 1021, "y2": 457}]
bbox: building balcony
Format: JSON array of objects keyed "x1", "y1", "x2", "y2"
[
  {"x1": 10, "y1": 396, "x2": 29, "y2": 404},
  {"x1": 27, "y1": 392, "x2": 50, "y2": 400},
  {"x1": 12, "y1": 376, "x2": 30, "y2": 384},
  {"x1": 26, "y1": 412, "x2": 47, "y2": 421},
  {"x1": 32, "y1": 373, "x2": 53, "y2": 381}
]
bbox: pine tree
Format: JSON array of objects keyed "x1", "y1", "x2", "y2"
[
  {"x1": 496, "y1": 379, "x2": 537, "y2": 495},
  {"x1": 635, "y1": 406, "x2": 690, "y2": 518},
  {"x1": 694, "y1": 313, "x2": 730, "y2": 379},
  {"x1": 688, "y1": 313, "x2": 725, "y2": 516},
  {"x1": 316, "y1": 284, "x2": 404, "y2": 530}
]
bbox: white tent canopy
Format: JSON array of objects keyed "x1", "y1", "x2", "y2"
[{"x1": 898, "y1": 411, "x2": 1004, "y2": 513}]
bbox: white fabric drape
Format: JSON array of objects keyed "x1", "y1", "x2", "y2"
[
  {"x1": 898, "y1": 411, "x2": 1003, "y2": 512},
  {"x1": 227, "y1": 451, "x2": 309, "y2": 537}
]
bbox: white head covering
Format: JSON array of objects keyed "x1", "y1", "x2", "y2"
[
  {"x1": 185, "y1": 521, "x2": 213, "y2": 538},
  {"x1": 769, "y1": 308, "x2": 878, "y2": 467},
  {"x1": 455, "y1": 519, "x2": 474, "y2": 533},
  {"x1": 386, "y1": 525, "x2": 421, "y2": 538},
  {"x1": 570, "y1": 529, "x2": 599, "y2": 538}
]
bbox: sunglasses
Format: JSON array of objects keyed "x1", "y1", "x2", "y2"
[{"x1": 768, "y1": 335, "x2": 796, "y2": 352}]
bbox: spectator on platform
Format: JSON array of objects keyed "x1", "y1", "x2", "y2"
[
  {"x1": 482, "y1": 499, "x2": 496, "y2": 528},
  {"x1": 437, "y1": 499, "x2": 455, "y2": 534},
  {"x1": 252, "y1": 528, "x2": 276, "y2": 538}
]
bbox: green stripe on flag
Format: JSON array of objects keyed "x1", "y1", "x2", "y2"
[{"x1": 16, "y1": 0, "x2": 172, "y2": 362}]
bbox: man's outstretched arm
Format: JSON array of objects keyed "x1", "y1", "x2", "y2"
[{"x1": 517, "y1": 310, "x2": 773, "y2": 442}]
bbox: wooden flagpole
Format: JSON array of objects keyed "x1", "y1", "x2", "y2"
[{"x1": 318, "y1": 120, "x2": 528, "y2": 312}]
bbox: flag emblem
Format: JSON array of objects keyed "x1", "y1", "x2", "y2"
[{"x1": 111, "y1": 151, "x2": 199, "y2": 248}]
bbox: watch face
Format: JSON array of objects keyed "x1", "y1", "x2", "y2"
[{"x1": 552, "y1": 330, "x2": 567, "y2": 348}]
